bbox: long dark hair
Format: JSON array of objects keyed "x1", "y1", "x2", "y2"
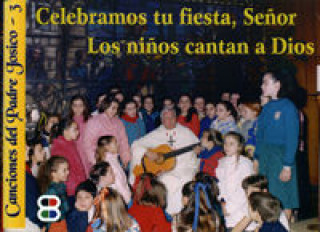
[
  {"x1": 178, "y1": 94, "x2": 197, "y2": 123},
  {"x1": 37, "y1": 156, "x2": 68, "y2": 194},
  {"x1": 264, "y1": 69, "x2": 298, "y2": 101},
  {"x1": 68, "y1": 95, "x2": 90, "y2": 122},
  {"x1": 217, "y1": 100, "x2": 238, "y2": 120},
  {"x1": 99, "y1": 94, "x2": 120, "y2": 113},
  {"x1": 90, "y1": 161, "x2": 112, "y2": 185},
  {"x1": 51, "y1": 119, "x2": 75, "y2": 140}
]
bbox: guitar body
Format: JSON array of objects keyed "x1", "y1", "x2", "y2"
[{"x1": 133, "y1": 144, "x2": 176, "y2": 177}]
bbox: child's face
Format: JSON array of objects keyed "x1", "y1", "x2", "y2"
[
  {"x1": 72, "y1": 99, "x2": 85, "y2": 116},
  {"x1": 99, "y1": 167, "x2": 115, "y2": 187},
  {"x1": 65, "y1": 122, "x2": 79, "y2": 141},
  {"x1": 249, "y1": 204, "x2": 261, "y2": 222},
  {"x1": 216, "y1": 104, "x2": 230, "y2": 121},
  {"x1": 200, "y1": 132, "x2": 212, "y2": 149},
  {"x1": 194, "y1": 98, "x2": 205, "y2": 113},
  {"x1": 223, "y1": 136, "x2": 240, "y2": 157},
  {"x1": 115, "y1": 93, "x2": 124, "y2": 103},
  {"x1": 33, "y1": 144, "x2": 45, "y2": 163},
  {"x1": 105, "y1": 102, "x2": 119, "y2": 118},
  {"x1": 182, "y1": 196, "x2": 189, "y2": 206},
  {"x1": 76, "y1": 191, "x2": 94, "y2": 212},
  {"x1": 242, "y1": 106, "x2": 257, "y2": 121},
  {"x1": 178, "y1": 96, "x2": 191, "y2": 113},
  {"x1": 105, "y1": 138, "x2": 118, "y2": 154},
  {"x1": 143, "y1": 98, "x2": 154, "y2": 112},
  {"x1": 52, "y1": 162, "x2": 69, "y2": 183},
  {"x1": 163, "y1": 99, "x2": 174, "y2": 109},
  {"x1": 221, "y1": 93, "x2": 230, "y2": 101},
  {"x1": 45, "y1": 117, "x2": 59, "y2": 133},
  {"x1": 205, "y1": 103, "x2": 216, "y2": 118},
  {"x1": 125, "y1": 102, "x2": 137, "y2": 117},
  {"x1": 246, "y1": 186, "x2": 262, "y2": 197},
  {"x1": 133, "y1": 96, "x2": 142, "y2": 108}
]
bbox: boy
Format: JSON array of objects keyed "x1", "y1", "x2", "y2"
[
  {"x1": 67, "y1": 180, "x2": 97, "y2": 232},
  {"x1": 231, "y1": 175, "x2": 290, "y2": 232}
]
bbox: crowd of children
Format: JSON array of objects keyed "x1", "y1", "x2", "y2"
[{"x1": 24, "y1": 70, "x2": 302, "y2": 232}]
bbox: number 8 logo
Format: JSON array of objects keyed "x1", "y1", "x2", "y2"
[{"x1": 37, "y1": 195, "x2": 61, "y2": 222}]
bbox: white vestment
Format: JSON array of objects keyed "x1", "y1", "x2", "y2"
[{"x1": 129, "y1": 124, "x2": 200, "y2": 215}]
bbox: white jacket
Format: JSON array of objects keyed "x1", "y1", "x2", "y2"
[{"x1": 216, "y1": 155, "x2": 254, "y2": 228}]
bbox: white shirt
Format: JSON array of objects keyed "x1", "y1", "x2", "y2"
[
  {"x1": 129, "y1": 124, "x2": 200, "y2": 214},
  {"x1": 216, "y1": 155, "x2": 254, "y2": 228}
]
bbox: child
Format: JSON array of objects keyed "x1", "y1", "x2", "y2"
[
  {"x1": 254, "y1": 70, "x2": 299, "y2": 220},
  {"x1": 26, "y1": 139, "x2": 45, "y2": 231},
  {"x1": 96, "y1": 136, "x2": 132, "y2": 204},
  {"x1": 26, "y1": 138, "x2": 46, "y2": 177},
  {"x1": 231, "y1": 175, "x2": 290, "y2": 232},
  {"x1": 238, "y1": 102, "x2": 261, "y2": 158},
  {"x1": 198, "y1": 129, "x2": 224, "y2": 177},
  {"x1": 51, "y1": 119, "x2": 86, "y2": 196},
  {"x1": 89, "y1": 162, "x2": 116, "y2": 194},
  {"x1": 216, "y1": 132, "x2": 254, "y2": 231},
  {"x1": 38, "y1": 156, "x2": 70, "y2": 232},
  {"x1": 67, "y1": 180, "x2": 97, "y2": 232},
  {"x1": 83, "y1": 95, "x2": 131, "y2": 169},
  {"x1": 194, "y1": 95, "x2": 206, "y2": 121},
  {"x1": 140, "y1": 95, "x2": 160, "y2": 133},
  {"x1": 91, "y1": 92, "x2": 107, "y2": 116},
  {"x1": 39, "y1": 113, "x2": 60, "y2": 159},
  {"x1": 199, "y1": 101, "x2": 217, "y2": 138},
  {"x1": 172, "y1": 177, "x2": 220, "y2": 232},
  {"x1": 69, "y1": 94, "x2": 91, "y2": 177},
  {"x1": 177, "y1": 94, "x2": 200, "y2": 136},
  {"x1": 128, "y1": 173, "x2": 171, "y2": 232},
  {"x1": 121, "y1": 99, "x2": 146, "y2": 145},
  {"x1": 162, "y1": 96, "x2": 175, "y2": 110},
  {"x1": 249, "y1": 192, "x2": 288, "y2": 232},
  {"x1": 88, "y1": 188, "x2": 141, "y2": 232},
  {"x1": 210, "y1": 101, "x2": 238, "y2": 136}
]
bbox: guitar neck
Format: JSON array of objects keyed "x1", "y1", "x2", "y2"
[{"x1": 164, "y1": 143, "x2": 200, "y2": 159}]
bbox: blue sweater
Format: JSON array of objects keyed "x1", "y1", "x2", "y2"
[
  {"x1": 140, "y1": 109, "x2": 160, "y2": 133},
  {"x1": 254, "y1": 98, "x2": 299, "y2": 167},
  {"x1": 26, "y1": 171, "x2": 43, "y2": 228},
  {"x1": 67, "y1": 208, "x2": 88, "y2": 232},
  {"x1": 121, "y1": 118, "x2": 146, "y2": 145},
  {"x1": 199, "y1": 116, "x2": 216, "y2": 138},
  {"x1": 259, "y1": 221, "x2": 288, "y2": 232}
]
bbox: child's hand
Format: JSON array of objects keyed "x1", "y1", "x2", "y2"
[
  {"x1": 279, "y1": 168, "x2": 291, "y2": 182},
  {"x1": 253, "y1": 160, "x2": 259, "y2": 174},
  {"x1": 221, "y1": 202, "x2": 230, "y2": 216}
]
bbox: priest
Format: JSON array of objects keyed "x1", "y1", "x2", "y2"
[{"x1": 129, "y1": 108, "x2": 200, "y2": 215}]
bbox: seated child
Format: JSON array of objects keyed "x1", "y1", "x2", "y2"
[
  {"x1": 128, "y1": 173, "x2": 171, "y2": 232},
  {"x1": 38, "y1": 156, "x2": 70, "y2": 232},
  {"x1": 67, "y1": 180, "x2": 97, "y2": 232},
  {"x1": 96, "y1": 136, "x2": 131, "y2": 203},
  {"x1": 198, "y1": 129, "x2": 224, "y2": 177},
  {"x1": 232, "y1": 175, "x2": 289, "y2": 232},
  {"x1": 249, "y1": 192, "x2": 288, "y2": 232},
  {"x1": 88, "y1": 188, "x2": 141, "y2": 232},
  {"x1": 89, "y1": 161, "x2": 115, "y2": 193},
  {"x1": 172, "y1": 175, "x2": 221, "y2": 232}
]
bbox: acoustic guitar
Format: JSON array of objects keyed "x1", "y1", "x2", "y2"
[{"x1": 133, "y1": 143, "x2": 200, "y2": 177}]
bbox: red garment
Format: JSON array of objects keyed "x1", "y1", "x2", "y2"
[
  {"x1": 128, "y1": 203, "x2": 171, "y2": 232},
  {"x1": 51, "y1": 136, "x2": 86, "y2": 196},
  {"x1": 121, "y1": 114, "x2": 139, "y2": 123},
  {"x1": 201, "y1": 151, "x2": 224, "y2": 177},
  {"x1": 73, "y1": 115, "x2": 90, "y2": 178},
  {"x1": 177, "y1": 114, "x2": 200, "y2": 136}
]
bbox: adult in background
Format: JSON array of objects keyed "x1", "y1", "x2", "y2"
[{"x1": 254, "y1": 70, "x2": 299, "y2": 221}]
